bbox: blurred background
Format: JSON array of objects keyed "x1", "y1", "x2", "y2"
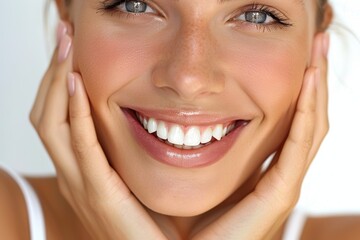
[{"x1": 1, "y1": 0, "x2": 359, "y2": 215}]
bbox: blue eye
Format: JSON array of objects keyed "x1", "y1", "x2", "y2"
[
  {"x1": 231, "y1": 4, "x2": 293, "y2": 31},
  {"x1": 119, "y1": 1, "x2": 155, "y2": 14},
  {"x1": 241, "y1": 11, "x2": 273, "y2": 24},
  {"x1": 99, "y1": 0, "x2": 156, "y2": 14}
]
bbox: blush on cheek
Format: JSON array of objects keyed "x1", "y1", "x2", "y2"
[
  {"x1": 73, "y1": 30, "x2": 155, "y2": 106},
  {"x1": 230, "y1": 41, "x2": 306, "y2": 116}
]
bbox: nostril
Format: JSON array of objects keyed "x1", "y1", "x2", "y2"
[{"x1": 151, "y1": 61, "x2": 226, "y2": 101}]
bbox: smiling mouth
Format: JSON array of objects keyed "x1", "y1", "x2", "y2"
[
  {"x1": 135, "y1": 111, "x2": 249, "y2": 150},
  {"x1": 123, "y1": 108, "x2": 250, "y2": 168}
]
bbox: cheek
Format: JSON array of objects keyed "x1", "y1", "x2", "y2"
[
  {"x1": 222, "y1": 38, "x2": 308, "y2": 118},
  {"x1": 73, "y1": 27, "x2": 159, "y2": 107}
]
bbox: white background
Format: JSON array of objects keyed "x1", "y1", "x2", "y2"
[{"x1": 1, "y1": 1, "x2": 359, "y2": 215}]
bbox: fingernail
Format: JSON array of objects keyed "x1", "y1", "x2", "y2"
[
  {"x1": 67, "y1": 73, "x2": 76, "y2": 97},
  {"x1": 322, "y1": 32, "x2": 330, "y2": 57},
  {"x1": 56, "y1": 20, "x2": 67, "y2": 45},
  {"x1": 58, "y1": 34, "x2": 72, "y2": 63}
]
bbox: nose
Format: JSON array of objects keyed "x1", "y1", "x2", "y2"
[{"x1": 152, "y1": 18, "x2": 225, "y2": 102}]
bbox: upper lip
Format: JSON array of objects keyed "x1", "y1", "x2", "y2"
[{"x1": 124, "y1": 107, "x2": 251, "y2": 126}]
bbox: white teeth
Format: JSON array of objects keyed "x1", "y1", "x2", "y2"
[
  {"x1": 212, "y1": 124, "x2": 223, "y2": 141},
  {"x1": 201, "y1": 127, "x2": 213, "y2": 144},
  {"x1": 168, "y1": 125, "x2": 185, "y2": 145},
  {"x1": 184, "y1": 127, "x2": 201, "y2": 146},
  {"x1": 222, "y1": 126, "x2": 228, "y2": 137},
  {"x1": 227, "y1": 123, "x2": 235, "y2": 133},
  {"x1": 136, "y1": 112, "x2": 240, "y2": 147},
  {"x1": 156, "y1": 121, "x2": 168, "y2": 140},
  {"x1": 143, "y1": 118, "x2": 148, "y2": 129},
  {"x1": 147, "y1": 118, "x2": 157, "y2": 134}
]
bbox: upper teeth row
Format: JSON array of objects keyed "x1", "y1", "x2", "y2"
[{"x1": 136, "y1": 113, "x2": 235, "y2": 147}]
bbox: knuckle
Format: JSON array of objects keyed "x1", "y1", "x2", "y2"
[
  {"x1": 302, "y1": 137, "x2": 314, "y2": 152},
  {"x1": 70, "y1": 107, "x2": 91, "y2": 120},
  {"x1": 29, "y1": 111, "x2": 37, "y2": 128},
  {"x1": 36, "y1": 120, "x2": 57, "y2": 144},
  {"x1": 71, "y1": 137, "x2": 97, "y2": 157},
  {"x1": 37, "y1": 122, "x2": 51, "y2": 141},
  {"x1": 323, "y1": 120, "x2": 330, "y2": 135},
  {"x1": 272, "y1": 167, "x2": 301, "y2": 208},
  {"x1": 316, "y1": 121, "x2": 329, "y2": 141},
  {"x1": 275, "y1": 187, "x2": 300, "y2": 214},
  {"x1": 288, "y1": 134, "x2": 314, "y2": 156}
]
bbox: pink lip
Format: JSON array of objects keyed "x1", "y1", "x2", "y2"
[{"x1": 123, "y1": 108, "x2": 248, "y2": 168}]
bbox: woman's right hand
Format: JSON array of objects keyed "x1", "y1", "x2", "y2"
[{"x1": 29, "y1": 22, "x2": 167, "y2": 240}]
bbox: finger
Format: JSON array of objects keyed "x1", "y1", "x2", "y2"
[
  {"x1": 266, "y1": 67, "x2": 318, "y2": 193},
  {"x1": 30, "y1": 21, "x2": 71, "y2": 127},
  {"x1": 194, "y1": 34, "x2": 329, "y2": 240},
  {"x1": 68, "y1": 74, "x2": 167, "y2": 239},
  {"x1": 307, "y1": 32, "x2": 330, "y2": 161},
  {"x1": 67, "y1": 73, "x2": 130, "y2": 196},
  {"x1": 36, "y1": 36, "x2": 80, "y2": 183},
  {"x1": 39, "y1": 34, "x2": 73, "y2": 128},
  {"x1": 259, "y1": 32, "x2": 329, "y2": 184},
  {"x1": 30, "y1": 49, "x2": 58, "y2": 126},
  {"x1": 192, "y1": 68, "x2": 319, "y2": 240}
]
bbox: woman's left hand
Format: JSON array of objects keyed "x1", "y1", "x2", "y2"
[{"x1": 191, "y1": 32, "x2": 329, "y2": 240}]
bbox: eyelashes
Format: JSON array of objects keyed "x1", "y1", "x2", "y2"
[
  {"x1": 99, "y1": 0, "x2": 129, "y2": 11},
  {"x1": 235, "y1": 3, "x2": 293, "y2": 32},
  {"x1": 98, "y1": 0, "x2": 150, "y2": 13},
  {"x1": 250, "y1": 3, "x2": 292, "y2": 25},
  {"x1": 96, "y1": 0, "x2": 293, "y2": 32}
]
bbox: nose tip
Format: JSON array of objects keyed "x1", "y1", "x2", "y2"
[{"x1": 152, "y1": 60, "x2": 225, "y2": 101}]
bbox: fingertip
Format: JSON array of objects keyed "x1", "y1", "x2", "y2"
[
  {"x1": 304, "y1": 67, "x2": 318, "y2": 91},
  {"x1": 322, "y1": 32, "x2": 330, "y2": 58},
  {"x1": 298, "y1": 67, "x2": 318, "y2": 111},
  {"x1": 310, "y1": 33, "x2": 325, "y2": 67},
  {"x1": 67, "y1": 72, "x2": 85, "y2": 98},
  {"x1": 67, "y1": 72, "x2": 76, "y2": 97},
  {"x1": 68, "y1": 72, "x2": 90, "y2": 119},
  {"x1": 56, "y1": 20, "x2": 67, "y2": 45},
  {"x1": 58, "y1": 34, "x2": 72, "y2": 63}
]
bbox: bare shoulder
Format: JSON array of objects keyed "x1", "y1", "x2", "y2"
[
  {"x1": 25, "y1": 175, "x2": 92, "y2": 240},
  {"x1": 0, "y1": 168, "x2": 30, "y2": 239},
  {"x1": 301, "y1": 215, "x2": 360, "y2": 240}
]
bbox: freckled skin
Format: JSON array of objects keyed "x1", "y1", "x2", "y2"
[{"x1": 71, "y1": 0, "x2": 317, "y2": 217}]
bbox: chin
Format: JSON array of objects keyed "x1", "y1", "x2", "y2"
[{"x1": 138, "y1": 188, "x2": 225, "y2": 217}]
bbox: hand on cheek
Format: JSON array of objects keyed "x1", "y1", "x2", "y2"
[
  {"x1": 30, "y1": 20, "x2": 168, "y2": 240},
  {"x1": 191, "y1": 33, "x2": 330, "y2": 240}
]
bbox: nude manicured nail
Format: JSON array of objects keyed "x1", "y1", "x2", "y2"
[
  {"x1": 67, "y1": 73, "x2": 76, "y2": 97},
  {"x1": 322, "y1": 33, "x2": 330, "y2": 57},
  {"x1": 58, "y1": 35, "x2": 72, "y2": 63},
  {"x1": 56, "y1": 21, "x2": 67, "y2": 44}
]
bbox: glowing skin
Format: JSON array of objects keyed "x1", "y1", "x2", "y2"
[{"x1": 70, "y1": 0, "x2": 318, "y2": 217}]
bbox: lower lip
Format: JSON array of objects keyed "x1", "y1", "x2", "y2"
[{"x1": 123, "y1": 109, "x2": 247, "y2": 168}]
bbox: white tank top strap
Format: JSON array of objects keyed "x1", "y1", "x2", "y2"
[
  {"x1": 282, "y1": 209, "x2": 308, "y2": 240},
  {"x1": 0, "y1": 164, "x2": 46, "y2": 240}
]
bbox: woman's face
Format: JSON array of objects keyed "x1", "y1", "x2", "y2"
[{"x1": 70, "y1": 0, "x2": 318, "y2": 216}]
